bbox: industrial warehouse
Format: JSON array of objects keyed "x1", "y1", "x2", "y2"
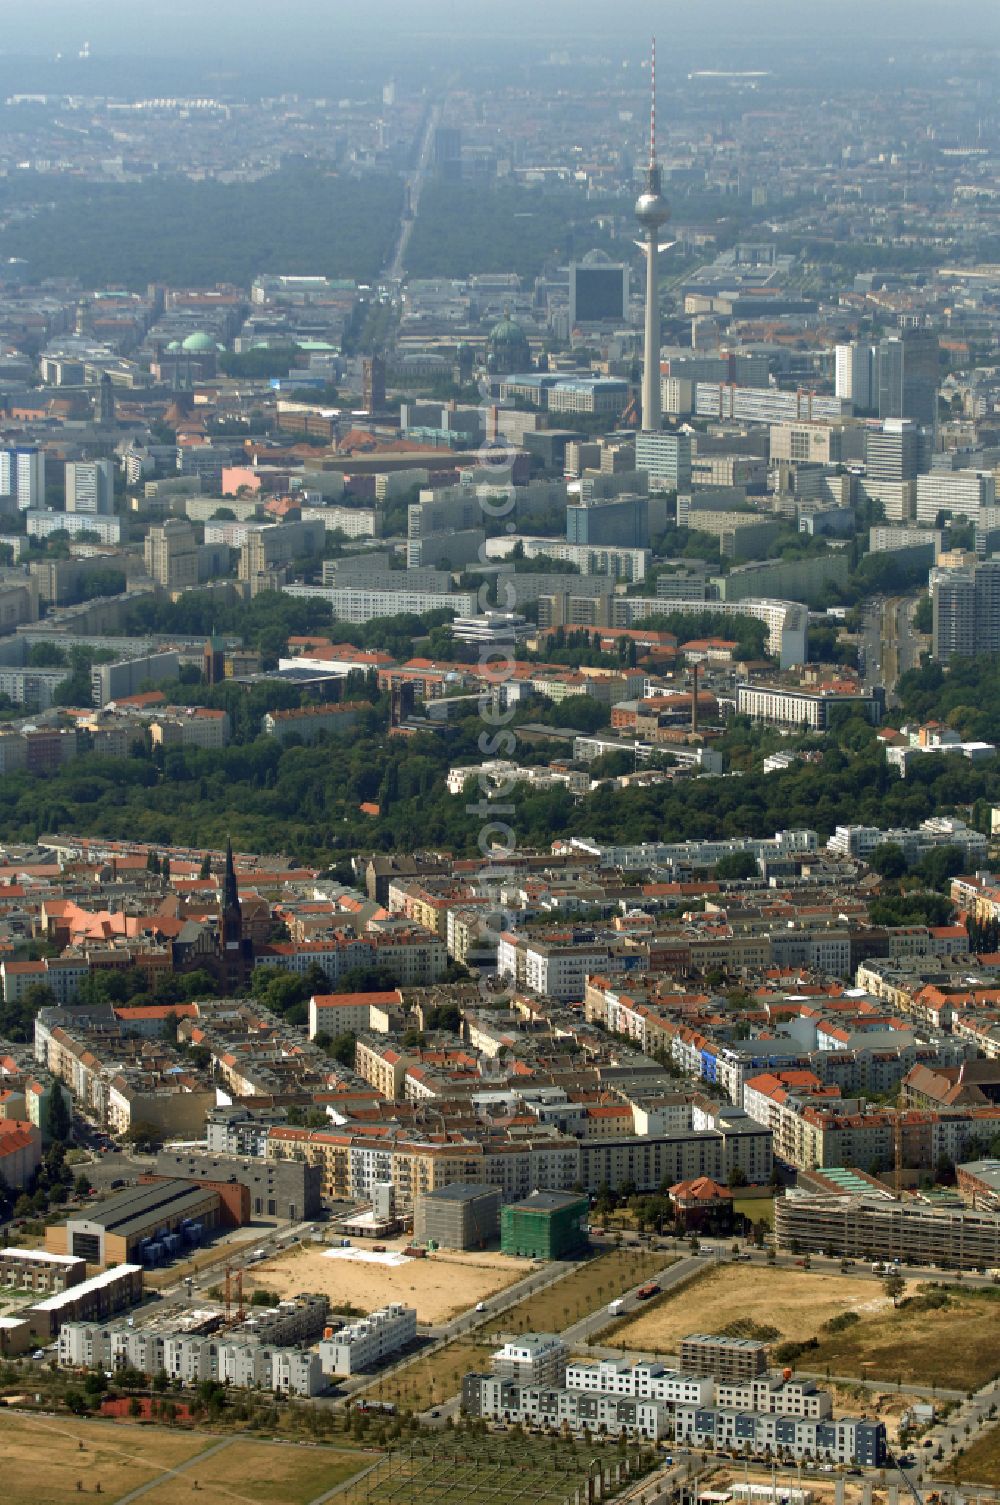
[{"x1": 45, "y1": 1179, "x2": 234, "y2": 1266}]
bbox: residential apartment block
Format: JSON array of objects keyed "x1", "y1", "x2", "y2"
[
  {"x1": 59, "y1": 1320, "x2": 324, "y2": 1397},
  {"x1": 318, "y1": 1303, "x2": 416, "y2": 1375}
]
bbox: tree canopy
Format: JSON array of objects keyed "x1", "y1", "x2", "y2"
[{"x1": 0, "y1": 167, "x2": 403, "y2": 287}]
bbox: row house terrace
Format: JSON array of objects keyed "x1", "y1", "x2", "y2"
[
  {"x1": 951, "y1": 874, "x2": 1000, "y2": 923},
  {"x1": 266, "y1": 1120, "x2": 586, "y2": 1208},
  {"x1": 362, "y1": 924, "x2": 449, "y2": 985},
  {"x1": 105, "y1": 1068, "x2": 215, "y2": 1138},
  {"x1": 951, "y1": 1011, "x2": 1000, "y2": 1058},
  {"x1": 386, "y1": 877, "x2": 479, "y2": 939},
  {"x1": 767, "y1": 1095, "x2": 1000, "y2": 1174},
  {"x1": 34, "y1": 1003, "x2": 200, "y2": 1116},
  {"x1": 404, "y1": 1059, "x2": 481, "y2": 1103}
]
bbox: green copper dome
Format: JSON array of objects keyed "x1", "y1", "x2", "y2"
[
  {"x1": 489, "y1": 314, "x2": 526, "y2": 346},
  {"x1": 486, "y1": 310, "x2": 531, "y2": 375},
  {"x1": 181, "y1": 330, "x2": 219, "y2": 353}
]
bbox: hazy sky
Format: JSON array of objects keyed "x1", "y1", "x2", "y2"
[
  {"x1": 2, "y1": 0, "x2": 998, "y2": 97},
  {"x1": 6, "y1": 0, "x2": 1000, "y2": 53}
]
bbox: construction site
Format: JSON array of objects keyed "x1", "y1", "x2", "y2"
[{"x1": 243, "y1": 1232, "x2": 532, "y2": 1325}]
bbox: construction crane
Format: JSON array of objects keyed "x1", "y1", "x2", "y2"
[{"x1": 888, "y1": 1449, "x2": 925, "y2": 1505}]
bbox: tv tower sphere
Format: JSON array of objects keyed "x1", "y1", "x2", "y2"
[{"x1": 635, "y1": 179, "x2": 669, "y2": 229}]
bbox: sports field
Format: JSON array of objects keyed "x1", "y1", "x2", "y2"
[
  {"x1": 245, "y1": 1238, "x2": 533, "y2": 1324},
  {"x1": 0, "y1": 1411, "x2": 210, "y2": 1505},
  {"x1": 137, "y1": 1437, "x2": 373, "y2": 1505},
  {"x1": 0, "y1": 1412, "x2": 375, "y2": 1505}
]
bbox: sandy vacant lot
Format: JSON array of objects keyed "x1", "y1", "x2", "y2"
[
  {"x1": 809, "y1": 1287, "x2": 1000, "y2": 1390},
  {"x1": 246, "y1": 1236, "x2": 534, "y2": 1324},
  {"x1": 613, "y1": 1264, "x2": 898, "y2": 1353}
]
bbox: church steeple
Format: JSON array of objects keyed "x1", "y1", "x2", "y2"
[{"x1": 221, "y1": 836, "x2": 242, "y2": 950}]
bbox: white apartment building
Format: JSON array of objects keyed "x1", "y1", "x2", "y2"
[
  {"x1": 915, "y1": 470, "x2": 995, "y2": 525},
  {"x1": 150, "y1": 708, "x2": 230, "y2": 750},
  {"x1": 65, "y1": 460, "x2": 114, "y2": 516},
  {"x1": 0, "y1": 446, "x2": 45, "y2": 511},
  {"x1": 318, "y1": 1303, "x2": 417, "y2": 1375},
  {"x1": 283, "y1": 583, "x2": 477, "y2": 625},
  {"x1": 26, "y1": 510, "x2": 121, "y2": 544},
  {"x1": 347, "y1": 1140, "x2": 396, "y2": 1200},
  {"x1": 622, "y1": 594, "x2": 807, "y2": 668},
  {"x1": 869, "y1": 525, "x2": 943, "y2": 554},
  {"x1": 565, "y1": 1359, "x2": 713, "y2": 1406},
  {"x1": 301, "y1": 505, "x2": 381, "y2": 539},
  {"x1": 769, "y1": 928, "x2": 852, "y2": 978},
  {"x1": 496, "y1": 933, "x2": 612, "y2": 1001},
  {"x1": 58, "y1": 1323, "x2": 324, "y2": 1396},
  {"x1": 835, "y1": 343, "x2": 874, "y2": 410},
  {"x1": 368, "y1": 932, "x2": 448, "y2": 985},
  {"x1": 491, "y1": 1333, "x2": 568, "y2": 1386},
  {"x1": 522, "y1": 537, "x2": 650, "y2": 583},
  {"x1": 481, "y1": 1138, "x2": 582, "y2": 1201},
  {"x1": 736, "y1": 682, "x2": 880, "y2": 731},
  {"x1": 695, "y1": 384, "x2": 849, "y2": 425},
  {"x1": 827, "y1": 819, "x2": 987, "y2": 864},
  {"x1": 858, "y1": 479, "x2": 915, "y2": 523},
  {"x1": 560, "y1": 829, "x2": 818, "y2": 872},
  {"x1": 715, "y1": 1377, "x2": 833, "y2": 1418},
  {"x1": 464, "y1": 1374, "x2": 669, "y2": 1440}
]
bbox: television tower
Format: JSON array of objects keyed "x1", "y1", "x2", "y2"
[{"x1": 635, "y1": 38, "x2": 671, "y2": 432}]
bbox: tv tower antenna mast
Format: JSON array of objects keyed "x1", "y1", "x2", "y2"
[{"x1": 635, "y1": 37, "x2": 671, "y2": 432}]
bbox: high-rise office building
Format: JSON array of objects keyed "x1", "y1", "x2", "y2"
[
  {"x1": 144, "y1": 517, "x2": 199, "y2": 590},
  {"x1": 96, "y1": 372, "x2": 116, "y2": 426},
  {"x1": 65, "y1": 459, "x2": 114, "y2": 515},
  {"x1": 566, "y1": 495, "x2": 649, "y2": 548},
  {"x1": 931, "y1": 558, "x2": 1000, "y2": 663},
  {"x1": 876, "y1": 329, "x2": 940, "y2": 425},
  {"x1": 635, "y1": 431, "x2": 692, "y2": 492},
  {"x1": 0, "y1": 446, "x2": 45, "y2": 512},
  {"x1": 362, "y1": 355, "x2": 386, "y2": 414},
  {"x1": 864, "y1": 419, "x2": 924, "y2": 483},
  {"x1": 834, "y1": 343, "x2": 875, "y2": 412},
  {"x1": 569, "y1": 258, "x2": 629, "y2": 328},
  {"x1": 203, "y1": 632, "x2": 226, "y2": 686},
  {"x1": 635, "y1": 39, "x2": 670, "y2": 433}
]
